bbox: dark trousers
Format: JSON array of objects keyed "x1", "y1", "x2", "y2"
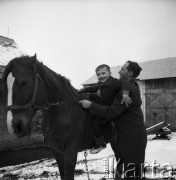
[
  {"x1": 115, "y1": 147, "x2": 146, "y2": 179},
  {"x1": 92, "y1": 116, "x2": 107, "y2": 137}
]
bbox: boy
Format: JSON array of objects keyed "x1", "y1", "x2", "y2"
[{"x1": 79, "y1": 64, "x2": 131, "y2": 154}]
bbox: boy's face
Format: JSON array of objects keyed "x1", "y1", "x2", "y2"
[{"x1": 96, "y1": 67, "x2": 111, "y2": 83}]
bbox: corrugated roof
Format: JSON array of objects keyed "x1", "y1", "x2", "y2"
[
  {"x1": 83, "y1": 57, "x2": 176, "y2": 85},
  {"x1": 0, "y1": 35, "x2": 15, "y2": 45},
  {"x1": 0, "y1": 35, "x2": 24, "y2": 66}
]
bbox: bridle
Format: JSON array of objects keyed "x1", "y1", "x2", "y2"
[{"x1": 7, "y1": 67, "x2": 44, "y2": 111}]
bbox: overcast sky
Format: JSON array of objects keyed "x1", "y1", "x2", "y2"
[{"x1": 0, "y1": 0, "x2": 176, "y2": 88}]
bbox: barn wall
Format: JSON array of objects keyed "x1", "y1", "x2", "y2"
[
  {"x1": 144, "y1": 77, "x2": 176, "y2": 130},
  {"x1": 138, "y1": 80, "x2": 146, "y2": 122},
  {"x1": 0, "y1": 79, "x2": 4, "y2": 134}
]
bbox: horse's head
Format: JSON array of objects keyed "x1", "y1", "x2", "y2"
[{"x1": 3, "y1": 54, "x2": 47, "y2": 138}]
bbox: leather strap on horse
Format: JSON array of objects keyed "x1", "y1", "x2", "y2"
[
  {"x1": 7, "y1": 64, "x2": 65, "y2": 111},
  {"x1": 7, "y1": 71, "x2": 43, "y2": 111},
  {"x1": 84, "y1": 151, "x2": 91, "y2": 180},
  {"x1": 7, "y1": 63, "x2": 72, "y2": 111},
  {"x1": 31, "y1": 71, "x2": 39, "y2": 107}
]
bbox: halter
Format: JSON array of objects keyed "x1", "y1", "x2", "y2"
[{"x1": 7, "y1": 67, "x2": 44, "y2": 111}]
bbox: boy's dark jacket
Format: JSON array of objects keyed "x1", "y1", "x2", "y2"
[{"x1": 80, "y1": 76, "x2": 129, "y2": 105}]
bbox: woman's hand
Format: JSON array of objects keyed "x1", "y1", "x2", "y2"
[{"x1": 121, "y1": 95, "x2": 132, "y2": 107}]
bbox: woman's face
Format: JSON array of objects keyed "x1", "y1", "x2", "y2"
[{"x1": 119, "y1": 62, "x2": 131, "y2": 80}]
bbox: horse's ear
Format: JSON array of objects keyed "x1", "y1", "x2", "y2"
[
  {"x1": 32, "y1": 53, "x2": 37, "y2": 60},
  {"x1": 34, "y1": 53, "x2": 37, "y2": 59},
  {"x1": 31, "y1": 53, "x2": 37, "y2": 65}
]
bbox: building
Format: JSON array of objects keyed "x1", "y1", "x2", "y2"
[
  {"x1": 83, "y1": 57, "x2": 176, "y2": 130},
  {"x1": 0, "y1": 35, "x2": 43, "y2": 152}
]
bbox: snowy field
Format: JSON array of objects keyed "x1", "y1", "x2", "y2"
[{"x1": 0, "y1": 133, "x2": 176, "y2": 180}]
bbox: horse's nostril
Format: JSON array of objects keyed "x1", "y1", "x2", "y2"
[{"x1": 13, "y1": 120, "x2": 23, "y2": 134}]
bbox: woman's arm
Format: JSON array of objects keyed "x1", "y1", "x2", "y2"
[{"x1": 79, "y1": 92, "x2": 128, "y2": 119}]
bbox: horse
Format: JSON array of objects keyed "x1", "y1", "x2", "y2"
[{"x1": 3, "y1": 54, "x2": 119, "y2": 180}]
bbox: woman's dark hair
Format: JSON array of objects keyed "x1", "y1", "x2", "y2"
[{"x1": 126, "y1": 60, "x2": 142, "y2": 78}]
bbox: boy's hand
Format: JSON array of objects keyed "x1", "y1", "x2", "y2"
[
  {"x1": 121, "y1": 95, "x2": 132, "y2": 107},
  {"x1": 96, "y1": 89, "x2": 101, "y2": 97},
  {"x1": 79, "y1": 100, "x2": 92, "y2": 108}
]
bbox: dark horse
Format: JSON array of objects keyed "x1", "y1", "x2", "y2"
[{"x1": 3, "y1": 55, "x2": 119, "y2": 180}]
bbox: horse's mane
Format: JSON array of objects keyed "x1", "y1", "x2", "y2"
[
  {"x1": 3, "y1": 55, "x2": 84, "y2": 100},
  {"x1": 35, "y1": 60, "x2": 83, "y2": 99}
]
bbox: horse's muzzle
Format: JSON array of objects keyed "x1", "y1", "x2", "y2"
[{"x1": 12, "y1": 115, "x2": 31, "y2": 138}]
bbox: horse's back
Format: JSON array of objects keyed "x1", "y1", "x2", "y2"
[{"x1": 46, "y1": 102, "x2": 116, "y2": 152}]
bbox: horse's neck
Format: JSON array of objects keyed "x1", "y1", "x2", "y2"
[
  {"x1": 37, "y1": 64, "x2": 79, "y2": 103},
  {"x1": 46, "y1": 80, "x2": 78, "y2": 103}
]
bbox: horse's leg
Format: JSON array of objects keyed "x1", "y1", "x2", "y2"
[
  {"x1": 52, "y1": 151, "x2": 65, "y2": 180},
  {"x1": 63, "y1": 143, "x2": 79, "y2": 180},
  {"x1": 44, "y1": 130, "x2": 65, "y2": 180},
  {"x1": 110, "y1": 133, "x2": 123, "y2": 180}
]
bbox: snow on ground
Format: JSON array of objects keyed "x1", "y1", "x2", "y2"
[
  {"x1": 0, "y1": 133, "x2": 176, "y2": 180},
  {"x1": 146, "y1": 133, "x2": 176, "y2": 166}
]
